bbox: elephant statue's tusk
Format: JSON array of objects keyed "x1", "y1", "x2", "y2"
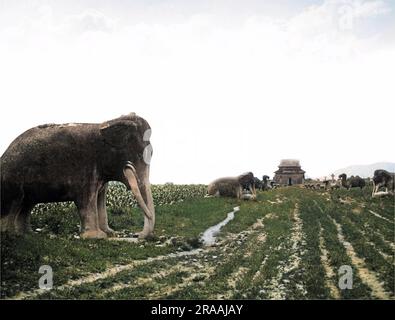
[{"x1": 123, "y1": 163, "x2": 153, "y2": 221}]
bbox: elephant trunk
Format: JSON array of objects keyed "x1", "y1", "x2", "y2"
[{"x1": 123, "y1": 162, "x2": 155, "y2": 238}]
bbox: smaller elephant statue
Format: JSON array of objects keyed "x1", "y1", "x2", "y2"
[
  {"x1": 338, "y1": 173, "x2": 365, "y2": 190},
  {"x1": 207, "y1": 172, "x2": 256, "y2": 200},
  {"x1": 1, "y1": 113, "x2": 155, "y2": 239},
  {"x1": 261, "y1": 175, "x2": 271, "y2": 191}
]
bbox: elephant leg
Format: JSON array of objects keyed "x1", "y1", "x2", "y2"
[
  {"x1": 1, "y1": 185, "x2": 24, "y2": 233},
  {"x1": 97, "y1": 184, "x2": 115, "y2": 236},
  {"x1": 139, "y1": 184, "x2": 155, "y2": 240},
  {"x1": 14, "y1": 203, "x2": 34, "y2": 234},
  {"x1": 1, "y1": 198, "x2": 23, "y2": 234},
  {"x1": 75, "y1": 192, "x2": 107, "y2": 239},
  {"x1": 250, "y1": 184, "x2": 257, "y2": 199},
  {"x1": 236, "y1": 186, "x2": 242, "y2": 199},
  {"x1": 207, "y1": 184, "x2": 218, "y2": 197},
  {"x1": 139, "y1": 215, "x2": 155, "y2": 239}
]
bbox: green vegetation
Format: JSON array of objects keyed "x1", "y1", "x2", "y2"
[{"x1": 1, "y1": 185, "x2": 394, "y2": 299}]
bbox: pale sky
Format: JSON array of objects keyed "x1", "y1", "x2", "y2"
[{"x1": 0, "y1": 0, "x2": 394, "y2": 183}]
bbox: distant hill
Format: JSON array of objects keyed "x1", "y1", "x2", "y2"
[{"x1": 333, "y1": 162, "x2": 395, "y2": 178}]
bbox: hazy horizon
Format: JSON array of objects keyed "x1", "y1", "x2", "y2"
[{"x1": 1, "y1": 0, "x2": 394, "y2": 183}]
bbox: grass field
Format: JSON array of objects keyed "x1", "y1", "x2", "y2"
[{"x1": 1, "y1": 186, "x2": 394, "y2": 299}]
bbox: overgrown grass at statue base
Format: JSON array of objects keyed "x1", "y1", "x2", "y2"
[{"x1": 1, "y1": 185, "x2": 394, "y2": 299}]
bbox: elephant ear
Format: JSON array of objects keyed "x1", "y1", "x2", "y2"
[{"x1": 100, "y1": 120, "x2": 137, "y2": 148}]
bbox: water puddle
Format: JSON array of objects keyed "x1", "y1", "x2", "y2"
[
  {"x1": 109, "y1": 237, "x2": 139, "y2": 243},
  {"x1": 200, "y1": 207, "x2": 240, "y2": 246}
]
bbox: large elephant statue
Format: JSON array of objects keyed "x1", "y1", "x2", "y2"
[
  {"x1": 207, "y1": 172, "x2": 256, "y2": 200},
  {"x1": 0, "y1": 113, "x2": 155, "y2": 239}
]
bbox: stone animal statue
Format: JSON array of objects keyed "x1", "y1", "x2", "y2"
[
  {"x1": 254, "y1": 177, "x2": 263, "y2": 190},
  {"x1": 262, "y1": 175, "x2": 271, "y2": 191},
  {"x1": 207, "y1": 172, "x2": 256, "y2": 200},
  {"x1": 1, "y1": 113, "x2": 155, "y2": 239},
  {"x1": 270, "y1": 181, "x2": 279, "y2": 189},
  {"x1": 322, "y1": 179, "x2": 340, "y2": 190},
  {"x1": 330, "y1": 180, "x2": 341, "y2": 190},
  {"x1": 338, "y1": 173, "x2": 365, "y2": 190},
  {"x1": 372, "y1": 169, "x2": 395, "y2": 197}
]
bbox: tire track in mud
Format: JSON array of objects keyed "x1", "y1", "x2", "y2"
[{"x1": 329, "y1": 216, "x2": 391, "y2": 299}]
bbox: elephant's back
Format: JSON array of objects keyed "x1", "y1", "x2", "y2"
[
  {"x1": 1, "y1": 122, "x2": 99, "y2": 180},
  {"x1": 208, "y1": 177, "x2": 239, "y2": 194},
  {"x1": 349, "y1": 176, "x2": 365, "y2": 187},
  {"x1": 210, "y1": 177, "x2": 238, "y2": 185},
  {"x1": 3, "y1": 122, "x2": 98, "y2": 153},
  {"x1": 1, "y1": 126, "x2": 46, "y2": 168}
]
